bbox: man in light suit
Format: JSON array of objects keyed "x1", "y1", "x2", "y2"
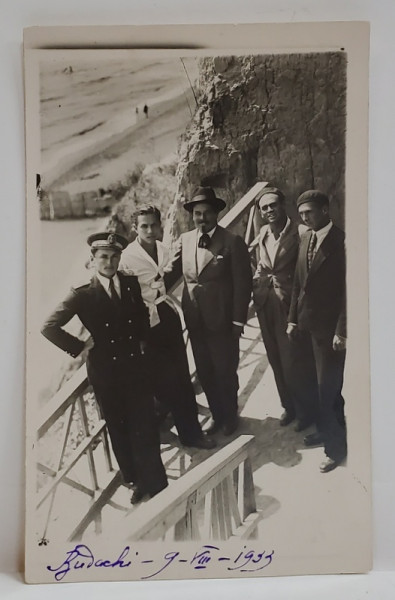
[
  {"x1": 253, "y1": 187, "x2": 317, "y2": 431},
  {"x1": 287, "y1": 190, "x2": 347, "y2": 473},
  {"x1": 41, "y1": 232, "x2": 168, "y2": 503},
  {"x1": 165, "y1": 186, "x2": 252, "y2": 436}
]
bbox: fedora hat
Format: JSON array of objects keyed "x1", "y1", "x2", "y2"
[{"x1": 183, "y1": 186, "x2": 226, "y2": 213}]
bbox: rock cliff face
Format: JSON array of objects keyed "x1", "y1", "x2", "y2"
[{"x1": 164, "y1": 52, "x2": 346, "y2": 244}]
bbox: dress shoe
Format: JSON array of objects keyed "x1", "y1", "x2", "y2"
[
  {"x1": 304, "y1": 432, "x2": 324, "y2": 447},
  {"x1": 319, "y1": 457, "x2": 340, "y2": 473},
  {"x1": 222, "y1": 418, "x2": 239, "y2": 436},
  {"x1": 279, "y1": 411, "x2": 295, "y2": 427},
  {"x1": 203, "y1": 419, "x2": 222, "y2": 435},
  {"x1": 183, "y1": 434, "x2": 217, "y2": 450},
  {"x1": 294, "y1": 419, "x2": 314, "y2": 433},
  {"x1": 130, "y1": 487, "x2": 149, "y2": 505}
]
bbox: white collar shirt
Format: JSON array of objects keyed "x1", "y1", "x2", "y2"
[
  {"x1": 96, "y1": 272, "x2": 121, "y2": 298},
  {"x1": 264, "y1": 217, "x2": 291, "y2": 266},
  {"x1": 196, "y1": 226, "x2": 217, "y2": 271},
  {"x1": 312, "y1": 221, "x2": 333, "y2": 254}
]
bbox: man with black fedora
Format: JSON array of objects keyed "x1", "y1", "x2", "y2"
[
  {"x1": 41, "y1": 231, "x2": 168, "y2": 504},
  {"x1": 287, "y1": 190, "x2": 347, "y2": 473},
  {"x1": 165, "y1": 186, "x2": 252, "y2": 436}
]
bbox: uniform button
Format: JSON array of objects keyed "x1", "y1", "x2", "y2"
[
  {"x1": 128, "y1": 319, "x2": 132, "y2": 323},
  {"x1": 113, "y1": 356, "x2": 117, "y2": 360},
  {"x1": 111, "y1": 340, "x2": 115, "y2": 343},
  {"x1": 130, "y1": 353, "x2": 134, "y2": 358},
  {"x1": 129, "y1": 336, "x2": 132, "y2": 340},
  {"x1": 105, "y1": 323, "x2": 109, "y2": 327}
]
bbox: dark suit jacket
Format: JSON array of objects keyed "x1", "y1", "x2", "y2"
[
  {"x1": 253, "y1": 220, "x2": 305, "y2": 311},
  {"x1": 288, "y1": 225, "x2": 347, "y2": 338},
  {"x1": 41, "y1": 272, "x2": 150, "y2": 388},
  {"x1": 165, "y1": 225, "x2": 252, "y2": 333}
]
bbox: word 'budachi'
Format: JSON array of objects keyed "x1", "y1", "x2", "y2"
[{"x1": 47, "y1": 544, "x2": 275, "y2": 581}]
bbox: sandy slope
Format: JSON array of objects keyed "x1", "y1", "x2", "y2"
[{"x1": 51, "y1": 88, "x2": 196, "y2": 195}]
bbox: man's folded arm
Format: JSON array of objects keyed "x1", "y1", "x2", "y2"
[{"x1": 41, "y1": 289, "x2": 85, "y2": 358}]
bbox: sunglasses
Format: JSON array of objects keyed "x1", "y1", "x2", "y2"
[{"x1": 259, "y1": 201, "x2": 280, "y2": 212}]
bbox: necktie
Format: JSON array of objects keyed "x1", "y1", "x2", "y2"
[
  {"x1": 198, "y1": 233, "x2": 211, "y2": 249},
  {"x1": 307, "y1": 232, "x2": 317, "y2": 270},
  {"x1": 109, "y1": 277, "x2": 121, "y2": 308}
]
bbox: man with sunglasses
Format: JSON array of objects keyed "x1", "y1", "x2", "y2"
[{"x1": 253, "y1": 187, "x2": 317, "y2": 432}]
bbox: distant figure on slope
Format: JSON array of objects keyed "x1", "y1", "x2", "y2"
[{"x1": 143, "y1": 104, "x2": 149, "y2": 118}]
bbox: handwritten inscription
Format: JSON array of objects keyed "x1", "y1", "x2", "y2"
[{"x1": 47, "y1": 544, "x2": 274, "y2": 581}]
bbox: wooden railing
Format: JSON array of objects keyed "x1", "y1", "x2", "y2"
[
  {"x1": 36, "y1": 181, "x2": 269, "y2": 542},
  {"x1": 109, "y1": 435, "x2": 260, "y2": 542}
]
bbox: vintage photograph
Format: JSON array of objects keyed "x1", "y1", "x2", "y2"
[{"x1": 24, "y1": 23, "x2": 371, "y2": 584}]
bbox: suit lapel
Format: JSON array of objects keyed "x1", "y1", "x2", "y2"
[
  {"x1": 273, "y1": 223, "x2": 298, "y2": 268},
  {"x1": 199, "y1": 226, "x2": 224, "y2": 274},
  {"x1": 258, "y1": 226, "x2": 273, "y2": 269},
  {"x1": 182, "y1": 230, "x2": 199, "y2": 279},
  {"x1": 306, "y1": 227, "x2": 335, "y2": 281},
  {"x1": 90, "y1": 275, "x2": 114, "y2": 313}
]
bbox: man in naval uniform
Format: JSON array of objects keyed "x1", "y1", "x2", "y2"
[
  {"x1": 165, "y1": 186, "x2": 252, "y2": 436},
  {"x1": 41, "y1": 232, "x2": 168, "y2": 504}
]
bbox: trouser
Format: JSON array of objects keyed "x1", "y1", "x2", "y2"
[
  {"x1": 298, "y1": 329, "x2": 347, "y2": 461},
  {"x1": 189, "y1": 327, "x2": 240, "y2": 426},
  {"x1": 89, "y1": 356, "x2": 168, "y2": 495},
  {"x1": 145, "y1": 302, "x2": 203, "y2": 444},
  {"x1": 256, "y1": 291, "x2": 318, "y2": 422}
]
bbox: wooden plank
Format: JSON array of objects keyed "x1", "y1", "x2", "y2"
[
  {"x1": 38, "y1": 366, "x2": 89, "y2": 438},
  {"x1": 216, "y1": 483, "x2": 226, "y2": 540},
  {"x1": 225, "y1": 475, "x2": 242, "y2": 529},
  {"x1": 37, "y1": 420, "x2": 107, "y2": 509},
  {"x1": 203, "y1": 490, "x2": 213, "y2": 539},
  {"x1": 244, "y1": 205, "x2": 256, "y2": 246},
  {"x1": 229, "y1": 511, "x2": 262, "y2": 540},
  {"x1": 122, "y1": 436, "x2": 255, "y2": 541},
  {"x1": 37, "y1": 463, "x2": 94, "y2": 497},
  {"x1": 77, "y1": 396, "x2": 99, "y2": 491},
  {"x1": 221, "y1": 479, "x2": 233, "y2": 539},
  {"x1": 101, "y1": 429, "x2": 113, "y2": 472},
  {"x1": 210, "y1": 488, "x2": 220, "y2": 540},
  {"x1": 243, "y1": 457, "x2": 257, "y2": 519},
  {"x1": 68, "y1": 470, "x2": 123, "y2": 541},
  {"x1": 219, "y1": 182, "x2": 269, "y2": 229},
  {"x1": 174, "y1": 512, "x2": 189, "y2": 541}
]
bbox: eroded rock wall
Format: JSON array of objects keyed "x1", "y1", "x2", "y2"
[{"x1": 164, "y1": 52, "x2": 346, "y2": 244}]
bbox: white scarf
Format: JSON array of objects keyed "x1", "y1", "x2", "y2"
[{"x1": 119, "y1": 239, "x2": 176, "y2": 327}]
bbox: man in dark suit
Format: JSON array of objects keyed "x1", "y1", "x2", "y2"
[
  {"x1": 252, "y1": 187, "x2": 317, "y2": 431},
  {"x1": 287, "y1": 190, "x2": 347, "y2": 473},
  {"x1": 41, "y1": 232, "x2": 168, "y2": 503},
  {"x1": 165, "y1": 186, "x2": 252, "y2": 436}
]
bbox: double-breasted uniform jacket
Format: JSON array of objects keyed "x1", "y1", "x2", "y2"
[
  {"x1": 41, "y1": 273, "x2": 150, "y2": 385},
  {"x1": 288, "y1": 225, "x2": 346, "y2": 338},
  {"x1": 166, "y1": 225, "x2": 252, "y2": 333},
  {"x1": 253, "y1": 221, "x2": 306, "y2": 311},
  {"x1": 41, "y1": 272, "x2": 168, "y2": 493}
]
